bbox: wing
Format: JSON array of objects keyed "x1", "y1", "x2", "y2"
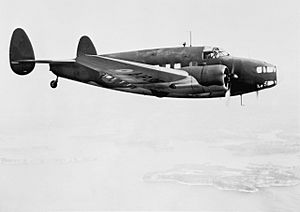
[{"x1": 76, "y1": 55, "x2": 189, "y2": 85}]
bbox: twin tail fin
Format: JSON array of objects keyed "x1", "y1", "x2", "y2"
[{"x1": 9, "y1": 28, "x2": 97, "y2": 76}]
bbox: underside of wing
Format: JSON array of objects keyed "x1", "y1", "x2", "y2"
[{"x1": 76, "y1": 55, "x2": 189, "y2": 85}]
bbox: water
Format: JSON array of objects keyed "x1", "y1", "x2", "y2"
[
  {"x1": 144, "y1": 163, "x2": 300, "y2": 193},
  {"x1": 0, "y1": 126, "x2": 299, "y2": 211}
]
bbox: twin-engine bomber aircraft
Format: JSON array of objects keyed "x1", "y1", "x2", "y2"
[{"x1": 9, "y1": 28, "x2": 277, "y2": 101}]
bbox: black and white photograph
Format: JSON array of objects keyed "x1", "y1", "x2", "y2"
[{"x1": 0, "y1": 0, "x2": 299, "y2": 211}]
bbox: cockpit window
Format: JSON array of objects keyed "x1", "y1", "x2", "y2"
[
  {"x1": 218, "y1": 50, "x2": 230, "y2": 57},
  {"x1": 203, "y1": 47, "x2": 230, "y2": 60},
  {"x1": 256, "y1": 66, "x2": 277, "y2": 73},
  {"x1": 203, "y1": 51, "x2": 215, "y2": 59}
]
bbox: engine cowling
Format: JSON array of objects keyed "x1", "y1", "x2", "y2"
[{"x1": 182, "y1": 64, "x2": 229, "y2": 88}]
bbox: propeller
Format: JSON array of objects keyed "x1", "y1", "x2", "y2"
[
  {"x1": 224, "y1": 59, "x2": 238, "y2": 105},
  {"x1": 225, "y1": 86, "x2": 231, "y2": 106}
]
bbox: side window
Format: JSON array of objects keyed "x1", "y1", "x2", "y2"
[
  {"x1": 203, "y1": 51, "x2": 218, "y2": 60},
  {"x1": 256, "y1": 67, "x2": 262, "y2": 73},
  {"x1": 266, "y1": 67, "x2": 273, "y2": 73},
  {"x1": 189, "y1": 61, "x2": 198, "y2": 66},
  {"x1": 203, "y1": 51, "x2": 212, "y2": 60},
  {"x1": 174, "y1": 63, "x2": 181, "y2": 69},
  {"x1": 256, "y1": 66, "x2": 276, "y2": 73}
]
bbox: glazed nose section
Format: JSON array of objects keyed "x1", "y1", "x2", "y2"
[
  {"x1": 273, "y1": 66, "x2": 277, "y2": 83},
  {"x1": 256, "y1": 65, "x2": 277, "y2": 88}
]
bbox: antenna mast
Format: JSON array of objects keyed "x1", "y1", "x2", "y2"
[{"x1": 189, "y1": 31, "x2": 192, "y2": 47}]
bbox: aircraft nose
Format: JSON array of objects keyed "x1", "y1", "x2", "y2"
[
  {"x1": 255, "y1": 63, "x2": 277, "y2": 88},
  {"x1": 273, "y1": 66, "x2": 277, "y2": 83}
]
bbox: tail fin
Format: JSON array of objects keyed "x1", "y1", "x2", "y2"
[
  {"x1": 9, "y1": 28, "x2": 35, "y2": 75},
  {"x1": 76, "y1": 36, "x2": 97, "y2": 57}
]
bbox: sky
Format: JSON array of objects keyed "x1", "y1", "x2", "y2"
[
  {"x1": 0, "y1": 0, "x2": 299, "y2": 133},
  {"x1": 0, "y1": 0, "x2": 299, "y2": 211}
]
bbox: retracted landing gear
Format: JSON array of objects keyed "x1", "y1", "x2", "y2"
[{"x1": 50, "y1": 76, "x2": 58, "y2": 88}]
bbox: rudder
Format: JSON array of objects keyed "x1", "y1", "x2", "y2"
[{"x1": 9, "y1": 28, "x2": 35, "y2": 75}]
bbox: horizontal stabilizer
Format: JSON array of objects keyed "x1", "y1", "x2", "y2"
[
  {"x1": 77, "y1": 36, "x2": 97, "y2": 57},
  {"x1": 9, "y1": 28, "x2": 76, "y2": 76},
  {"x1": 11, "y1": 59, "x2": 75, "y2": 64}
]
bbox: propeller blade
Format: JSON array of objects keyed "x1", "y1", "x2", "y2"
[
  {"x1": 224, "y1": 59, "x2": 239, "y2": 106},
  {"x1": 225, "y1": 88, "x2": 231, "y2": 106}
]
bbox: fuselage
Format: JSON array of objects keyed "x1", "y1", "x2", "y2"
[
  {"x1": 102, "y1": 46, "x2": 277, "y2": 97},
  {"x1": 51, "y1": 46, "x2": 277, "y2": 98}
]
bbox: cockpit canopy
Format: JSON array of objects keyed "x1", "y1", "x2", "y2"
[{"x1": 203, "y1": 46, "x2": 230, "y2": 60}]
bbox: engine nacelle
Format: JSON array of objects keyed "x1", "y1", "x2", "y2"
[{"x1": 182, "y1": 65, "x2": 229, "y2": 88}]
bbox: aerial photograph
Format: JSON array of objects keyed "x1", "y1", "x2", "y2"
[{"x1": 0, "y1": 0, "x2": 299, "y2": 211}]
